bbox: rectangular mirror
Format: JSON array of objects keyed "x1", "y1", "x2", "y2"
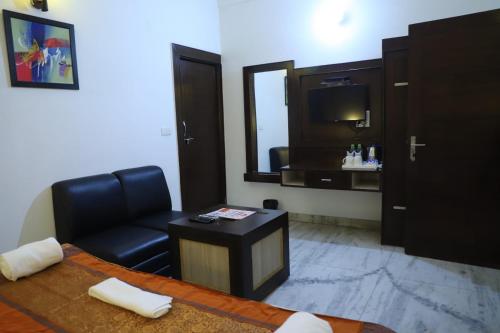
[
  {"x1": 243, "y1": 61, "x2": 294, "y2": 183},
  {"x1": 255, "y1": 69, "x2": 289, "y2": 172}
]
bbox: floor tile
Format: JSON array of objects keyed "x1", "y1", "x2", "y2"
[
  {"x1": 361, "y1": 273, "x2": 500, "y2": 333},
  {"x1": 266, "y1": 261, "x2": 379, "y2": 320},
  {"x1": 385, "y1": 250, "x2": 476, "y2": 290},
  {"x1": 266, "y1": 221, "x2": 500, "y2": 333}
]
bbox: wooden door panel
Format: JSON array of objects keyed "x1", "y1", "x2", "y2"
[
  {"x1": 405, "y1": 10, "x2": 500, "y2": 268},
  {"x1": 173, "y1": 45, "x2": 226, "y2": 213},
  {"x1": 179, "y1": 61, "x2": 221, "y2": 186}
]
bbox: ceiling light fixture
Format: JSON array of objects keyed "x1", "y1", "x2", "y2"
[{"x1": 311, "y1": 0, "x2": 352, "y2": 46}]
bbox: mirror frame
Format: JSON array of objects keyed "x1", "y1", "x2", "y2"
[{"x1": 243, "y1": 60, "x2": 295, "y2": 183}]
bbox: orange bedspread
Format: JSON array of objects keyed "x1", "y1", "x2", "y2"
[{"x1": 0, "y1": 245, "x2": 393, "y2": 333}]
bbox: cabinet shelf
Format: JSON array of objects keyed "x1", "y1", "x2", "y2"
[
  {"x1": 281, "y1": 170, "x2": 305, "y2": 187},
  {"x1": 352, "y1": 172, "x2": 381, "y2": 191}
]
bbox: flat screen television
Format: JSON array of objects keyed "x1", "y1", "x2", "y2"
[{"x1": 308, "y1": 84, "x2": 369, "y2": 122}]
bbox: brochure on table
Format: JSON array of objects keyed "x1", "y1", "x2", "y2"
[{"x1": 203, "y1": 208, "x2": 256, "y2": 220}]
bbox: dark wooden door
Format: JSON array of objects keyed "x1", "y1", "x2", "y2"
[
  {"x1": 381, "y1": 37, "x2": 408, "y2": 246},
  {"x1": 172, "y1": 44, "x2": 226, "y2": 212},
  {"x1": 405, "y1": 10, "x2": 500, "y2": 268}
]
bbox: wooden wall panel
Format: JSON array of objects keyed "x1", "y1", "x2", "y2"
[
  {"x1": 381, "y1": 36, "x2": 409, "y2": 246},
  {"x1": 288, "y1": 59, "x2": 383, "y2": 169}
]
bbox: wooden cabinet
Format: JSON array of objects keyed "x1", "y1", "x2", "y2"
[
  {"x1": 169, "y1": 205, "x2": 290, "y2": 300},
  {"x1": 381, "y1": 37, "x2": 409, "y2": 246},
  {"x1": 283, "y1": 59, "x2": 384, "y2": 193},
  {"x1": 281, "y1": 166, "x2": 381, "y2": 192}
]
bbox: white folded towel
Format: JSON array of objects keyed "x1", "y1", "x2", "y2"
[
  {"x1": 275, "y1": 312, "x2": 333, "y2": 333},
  {"x1": 0, "y1": 237, "x2": 64, "y2": 281},
  {"x1": 88, "y1": 278, "x2": 173, "y2": 319}
]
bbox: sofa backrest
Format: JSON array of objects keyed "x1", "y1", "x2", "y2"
[
  {"x1": 269, "y1": 146, "x2": 289, "y2": 172},
  {"x1": 52, "y1": 174, "x2": 127, "y2": 243},
  {"x1": 113, "y1": 166, "x2": 172, "y2": 219}
]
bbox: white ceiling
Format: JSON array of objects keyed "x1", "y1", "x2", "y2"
[{"x1": 218, "y1": 0, "x2": 255, "y2": 9}]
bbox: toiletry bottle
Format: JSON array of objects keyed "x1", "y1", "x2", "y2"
[
  {"x1": 368, "y1": 145, "x2": 375, "y2": 162},
  {"x1": 354, "y1": 144, "x2": 363, "y2": 167},
  {"x1": 368, "y1": 145, "x2": 376, "y2": 163}
]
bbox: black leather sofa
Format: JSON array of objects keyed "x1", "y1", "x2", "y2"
[
  {"x1": 52, "y1": 166, "x2": 189, "y2": 276},
  {"x1": 269, "y1": 147, "x2": 289, "y2": 172}
]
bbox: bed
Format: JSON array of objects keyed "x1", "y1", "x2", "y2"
[{"x1": 0, "y1": 244, "x2": 394, "y2": 333}]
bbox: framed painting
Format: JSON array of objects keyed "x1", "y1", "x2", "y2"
[{"x1": 2, "y1": 10, "x2": 79, "y2": 90}]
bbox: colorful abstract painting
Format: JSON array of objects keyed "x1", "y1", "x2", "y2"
[{"x1": 3, "y1": 10, "x2": 79, "y2": 89}]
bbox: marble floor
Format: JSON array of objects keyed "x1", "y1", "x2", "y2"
[{"x1": 265, "y1": 221, "x2": 500, "y2": 333}]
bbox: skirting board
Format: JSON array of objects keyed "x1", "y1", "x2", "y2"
[{"x1": 289, "y1": 212, "x2": 380, "y2": 231}]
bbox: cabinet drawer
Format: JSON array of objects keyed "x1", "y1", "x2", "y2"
[{"x1": 305, "y1": 171, "x2": 350, "y2": 189}]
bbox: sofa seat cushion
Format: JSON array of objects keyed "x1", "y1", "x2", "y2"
[
  {"x1": 73, "y1": 226, "x2": 169, "y2": 268},
  {"x1": 132, "y1": 210, "x2": 190, "y2": 233}
]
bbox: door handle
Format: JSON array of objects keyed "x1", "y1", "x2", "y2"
[
  {"x1": 410, "y1": 136, "x2": 426, "y2": 162},
  {"x1": 182, "y1": 121, "x2": 195, "y2": 144},
  {"x1": 320, "y1": 178, "x2": 333, "y2": 182}
]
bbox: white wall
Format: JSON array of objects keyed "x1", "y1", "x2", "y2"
[
  {"x1": 255, "y1": 69, "x2": 288, "y2": 172},
  {"x1": 219, "y1": 0, "x2": 500, "y2": 220},
  {"x1": 0, "y1": 0, "x2": 221, "y2": 252}
]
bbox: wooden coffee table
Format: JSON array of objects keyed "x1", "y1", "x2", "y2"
[{"x1": 168, "y1": 204, "x2": 289, "y2": 300}]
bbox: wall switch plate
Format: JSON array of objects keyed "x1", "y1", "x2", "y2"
[{"x1": 161, "y1": 128, "x2": 172, "y2": 136}]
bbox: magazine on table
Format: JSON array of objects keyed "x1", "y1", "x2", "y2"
[{"x1": 203, "y1": 208, "x2": 256, "y2": 220}]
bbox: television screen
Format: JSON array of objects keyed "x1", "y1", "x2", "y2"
[{"x1": 308, "y1": 85, "x2": 369, "y2": 122}]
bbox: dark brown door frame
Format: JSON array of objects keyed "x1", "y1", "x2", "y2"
[{"x1": 172, "y1": 44, "x2": 227, "y2": 210}]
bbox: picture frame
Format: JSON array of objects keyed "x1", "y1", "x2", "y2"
[{"x1": 2, "y1": 10, "x2": 79, "y2": 90}]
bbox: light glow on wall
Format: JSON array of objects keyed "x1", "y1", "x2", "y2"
[{"x1": 311, "y1": 0, "x2": 353, "y2": 46}]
